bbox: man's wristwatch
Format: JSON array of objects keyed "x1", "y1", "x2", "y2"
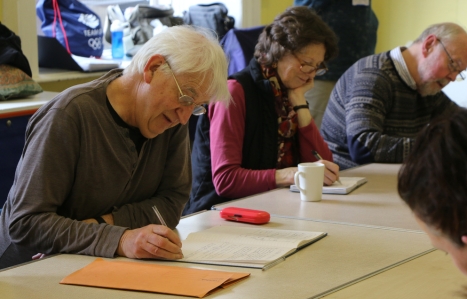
[{"x1": 95, "y1": 216, "x2": 106, "y2": 224}]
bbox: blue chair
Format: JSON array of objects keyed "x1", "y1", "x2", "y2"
[
  {"x1": 220, "y1": 26, "x2": 265, "y2": 76},
  {"x1": 1, "y1": 115, "x2": 29, "y2": 209},
  {"x1": 188, "y1": 26, "x2": 265, "y2": 143}
]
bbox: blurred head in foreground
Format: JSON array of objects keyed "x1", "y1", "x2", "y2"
[{"x1": 398, "y1": 107, "x2": 467, "y2": 275}]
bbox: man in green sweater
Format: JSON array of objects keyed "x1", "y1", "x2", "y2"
[{"x1": 0, "y1": 25, "x2": 230, "y2": 269}]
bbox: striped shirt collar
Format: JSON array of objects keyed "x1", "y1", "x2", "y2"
[{"x1": 390, "y1": 47, "x2": 417, "y2": 90}]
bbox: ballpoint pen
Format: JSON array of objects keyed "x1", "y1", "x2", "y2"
[
  {"x1": 152, "y1": 205, "x2": 167, "y2": 226},
  {"x1": 312, "y1": 150, "x2": 342, "y2": 185}
]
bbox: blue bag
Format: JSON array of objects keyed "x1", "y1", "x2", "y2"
[{"x1": 36, "y1": 0, "x2": 104, "y2": 58}]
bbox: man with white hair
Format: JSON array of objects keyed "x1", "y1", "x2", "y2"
[
  {"x1": 321, "y1": 22, "x2": 467, "y2": 170},
  {"x1": 0, "y1": 25, "x2": 230, "y2": 269}
]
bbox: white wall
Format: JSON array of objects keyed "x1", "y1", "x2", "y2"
[{"x1": 443, "y1": 80, "x2": 467, "y2": 108}]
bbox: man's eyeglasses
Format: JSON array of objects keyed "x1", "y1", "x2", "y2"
[
  {"x1": 166, "y1": 63, "x2": 206, "y2": 115},
  {"x1": 437, "y1": 38, "x2": 466, "y2": 81},
  {"x1": 292, "y1": 53, "x2": 328, "y2": 76}
]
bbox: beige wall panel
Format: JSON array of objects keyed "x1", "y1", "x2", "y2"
[
  {"x1": 260, "y1": 0, "x2": 294, "y2": 24},
  {"x1": 373, "y1": 0, "x2": 465, "y2": 53}
]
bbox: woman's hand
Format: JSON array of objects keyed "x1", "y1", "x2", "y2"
[
  {"x1": 275, "y1": 167, "x2": 298, "y2": 188},
  {"x1": 319, "y1": 160, "x2": 340, "y2": 186},
  {"x1": 287, "y1": 77, "x2": 314, "y2": 107},
  {"x1": 287, "y1": 78, "x2": 315, "y2": 128},
  {"x1": 275, "y1": 160, "x2": 339, "y2": 188},
  {"x1": 116, "y1": 225, "x2": 183, "y2": 260}
]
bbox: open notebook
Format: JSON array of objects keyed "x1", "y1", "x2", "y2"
[
  {"x1": 178, "y1": 225, "x2": 326, "y2": 270},
  {"x1": 290, "y1": 177, "x2": 368, "y2": 195}
]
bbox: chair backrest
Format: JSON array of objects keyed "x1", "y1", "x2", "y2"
[
  {"x1": 220, "y1": 26, "x2": 264, "y2": 76},
  {"x1": 188, "y1": 26, "x2": 265, "y2": 144}
]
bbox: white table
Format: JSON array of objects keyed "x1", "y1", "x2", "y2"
[
  {"x1": 214, "y1": 163, "x2": 420, "y2": 231},
  {"x1": 2, "y1": 163, "x2": 464, "y2": 298},
  {"x1": 0, "y1": 211, "x2": 432, "y2": 299}
]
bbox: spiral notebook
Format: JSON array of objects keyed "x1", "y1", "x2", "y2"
[
  {"x1": 290, "y1": 177, "x2": 368, "y2": 195},
  {"x1": 177, "y1": 225, "x2": 327, "y2": 270}
]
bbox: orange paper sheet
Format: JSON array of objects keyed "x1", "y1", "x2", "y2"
[{"x1": 60, "y1": 258, "x2": 250, "y2": 298}]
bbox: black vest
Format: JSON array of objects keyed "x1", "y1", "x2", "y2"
[{"x1": 183, "y1": 59, "x2": 279, "y2": 215}]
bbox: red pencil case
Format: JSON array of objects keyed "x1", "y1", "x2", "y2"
[{"x1": 219, "y1": 207, "x2": 270, "y2": 224}]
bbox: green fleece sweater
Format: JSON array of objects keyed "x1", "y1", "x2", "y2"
[{"x1": 0, "y1": 69, "x2": 191, "y2": 268}]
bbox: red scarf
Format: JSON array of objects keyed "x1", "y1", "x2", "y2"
[{"x1": 261, "y1": 65, "x2": 299, "y2": 168}]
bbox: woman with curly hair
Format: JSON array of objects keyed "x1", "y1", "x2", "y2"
[{"x1": 184, "y1": 6, "x2": 340, "y2": 215}]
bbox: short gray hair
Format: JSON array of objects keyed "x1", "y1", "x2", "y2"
[
  {"x1": 124, "y1": 25, "x2": 230, "y2": 105},
  {"x1": 413, "y1": 22, "x2": 467, "y2": 44}
]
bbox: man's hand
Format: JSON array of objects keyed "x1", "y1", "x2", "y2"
[{"x1": 116, "y1": 225, "x2": 183, "y2": 260}]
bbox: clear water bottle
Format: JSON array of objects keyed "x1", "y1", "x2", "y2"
[{"x1": 110, "y1": 20, "x2": 124, "y2": 59}]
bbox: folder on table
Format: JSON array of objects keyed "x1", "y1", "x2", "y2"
[{"x1": 60, "y1": 258, "x2": 250, "y2": 298}]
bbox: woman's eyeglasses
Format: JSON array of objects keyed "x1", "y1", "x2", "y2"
[
  {"x1": 292, "y1": 53, "x2": 328, "y2": 76},
  {"x1": 166, "y1": 63, "x2": 206, "y2": 115}
]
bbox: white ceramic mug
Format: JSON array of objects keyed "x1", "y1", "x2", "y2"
[{"x1": 293, "y1": 162, "x2": 325, "y2": 202}]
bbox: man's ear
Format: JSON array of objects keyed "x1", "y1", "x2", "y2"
[
  {"x1": 461, "y1": 236, "x2": 467, "y2": 245},
  {"x1": 143, "y1": 54, "x2": 166, "y2": 84},
  {"x1": 422, "y1": 34, "x2": 437, "y2": 57}
]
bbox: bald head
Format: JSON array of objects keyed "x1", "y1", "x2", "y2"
[{"x1": 413, "y1": 22, "x2": 467, "y2": 45}]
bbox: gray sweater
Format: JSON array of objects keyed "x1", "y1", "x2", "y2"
[
  {"x1": 0, "y1": 69, "x2": 191, "y2": 267},
  {"x1": 321, "y1": 51, "x2": 458, "y2": 169}
]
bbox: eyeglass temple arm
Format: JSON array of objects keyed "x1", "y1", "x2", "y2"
[{"x1": 166, "y1": 62, "x2": 185, "y2": 95}]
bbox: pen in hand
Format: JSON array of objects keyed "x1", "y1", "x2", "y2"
[
  {"x1": 152, "y1": 205, "x2": 167, "y2": 226},
  {"x1": 311, "y1": 150, "x2": 341, "y2": 185},
  {"x1": 151, "y1": 205, "x2": 184, "y2": 259},
  {"x1": 311, "y1": 150, "x2": 323, "y2": 161}
]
